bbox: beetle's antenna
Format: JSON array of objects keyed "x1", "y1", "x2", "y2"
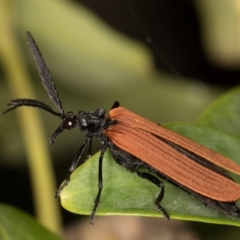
[
  {"x1": 3, "y1": 98, "x2": 62, "y2": 117},
  {"x1": 27, "y1": 31, "x2": 64, "y2": 117}
]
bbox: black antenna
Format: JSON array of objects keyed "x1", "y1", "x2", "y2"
[
  {"x1": 125, "y1": 0, "x2": 181, "y2": 77},
  {"x1": 3, "y1": 32, "x2": 64, "y2": 119},
  {"x1": 26, "y1": 31, "x2": 64, "y2": 117},
  {"x1": 3, "y1": 99, "x2": 61, "y2": 117}
]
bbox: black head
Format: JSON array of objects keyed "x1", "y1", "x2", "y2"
[{"x1": 49, "y1": 111, "x2": 78, "y2": 147}]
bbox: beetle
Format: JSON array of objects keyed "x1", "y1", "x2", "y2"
[{"x1": 4, "y1": 32, "x2": 240, "y2": 224}]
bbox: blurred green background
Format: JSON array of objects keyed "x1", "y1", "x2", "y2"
[{"x1": 1, "y1": 0, "x2": 240, "y2": 239}]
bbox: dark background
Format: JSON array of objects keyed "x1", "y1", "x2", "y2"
[{"x1": 77, "y1": 0, "x2": 240, "y2": 86}]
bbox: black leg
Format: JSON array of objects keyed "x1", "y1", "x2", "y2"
[
  {"x1": 110, "y1": 101, "x2": 120, "y2": 110},
  {"x1": 90, "y1": 148, "x2": 105, "y2": 224},
  {"x1": 55, "y1": 137, "x2": 91, "y2": 197},
  {"x1": 86, "y1": 138, "x2": 92, "y2": 159},
  {"x1": 137, "y1": 171, "x2": 169, "y2": 220}
]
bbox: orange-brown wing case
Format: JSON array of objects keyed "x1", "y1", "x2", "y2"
[{"x1": 106, "y1": 107, "x2": 240, "y2": 202}]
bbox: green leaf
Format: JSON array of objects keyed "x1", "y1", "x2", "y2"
[
  {"x1": 0, "y1": 203, "x2": 61, "y2": 240},
  {"x1": 60, "y1": 87, "x2": 240, "y2": 226},
  {"x1": 197, "y1": 86, "x2": 240, "y2": 136}
]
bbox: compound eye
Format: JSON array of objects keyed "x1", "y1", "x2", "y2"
[{"x1": 63, "y1": 117, "x2": 76, "y2": 130}]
